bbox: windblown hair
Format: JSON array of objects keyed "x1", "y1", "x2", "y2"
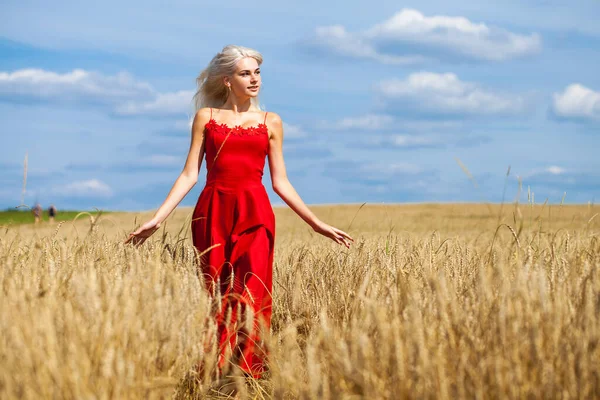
[{"x1": 193, "y1": 44, "x2": 264, "y2": 112}]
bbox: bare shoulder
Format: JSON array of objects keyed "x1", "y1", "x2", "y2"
[
  {"x1": 265, "y1": 111, "x2": 283, "y2": 140},
  {"x1": 192, "y1": 107, "x2": 212, "y2": 132},
  {"x1": 265, "y1": 111, "x2": 283, "y2": 126},
  {"x1": 195, "y1": 107, "x2": 212, "y2": 122}
]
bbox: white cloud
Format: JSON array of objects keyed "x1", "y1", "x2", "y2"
[
  {"x1": 392, "y1": 135, "x2": 435, "y2": 147},
  {"x1": 552, "y1": 83, "x2": 600, "y2": 121},
  {"x1": 376, "y1": 72, "x2": 527, "y2": 116},
  {"x1": 546, "y1": 166, "x2": 565, "y2": 175},
  {"x1": 332, "y1": 114, "x2": 395, "y2": 130},
  {"x1": 174, "y1": 117, "x2": 195, "y2": 130},
  {"x1": 323, "y1": 114, "x2": 463, "y2": 132},
  {"x1": 323, "y1": 159, "x2": 443, "y2": 199},
  {"x1": 115, "y1": 90, "x2": 195, "y2": 116},
  {"x1": 521, "y1": 165, "x2": 567, "y2": 179},
  {"x1": 360, "y1": 133, "x2": 441, "y2": 148},
  {"x1": 0, "y1": 68, "x2": 194, "y2": 116},
  {"x1": 52, "y1": 179, "x2": 113, "y2": 198},
  {"x1": 314, "y1": 25, "x2": 428, "y2": 65},
  {"x1": 516, "y1": 167, "x2": 600, "y2": 202},
  {"x1": 361, "y1": 162, "x2": 423, "y2": 176},
  {"x1": 283, "y1": 122, "x2": 307, "y2": 139},
  {"x1": 312, "y1": 8, "x2": 541, "y2": 64},
  {"x1": 390, "y1": 134, "x2": 440, "y2": 147},
  {"x1": 110, "y1": 154, "x2": 184, "y2": 170},
  {"x1": 0, "y1": 68, "x2": 153, "y2": 102}
]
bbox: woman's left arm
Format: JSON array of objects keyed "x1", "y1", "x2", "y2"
[{"x1": 267, "y1": 112, "x2": 353, "y2": 248}]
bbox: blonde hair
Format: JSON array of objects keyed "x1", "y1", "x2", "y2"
[{"x1": 193, "y1": 44, "x2": 265, "y2": 112}]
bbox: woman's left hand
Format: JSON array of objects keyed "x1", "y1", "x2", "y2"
[{"x1": 314, "y1": 221, "x2": 354, "y2": 248}]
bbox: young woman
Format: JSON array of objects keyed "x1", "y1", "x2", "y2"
[{"x1": 125, "y1": 45, "x2": 353, "y2": 379}]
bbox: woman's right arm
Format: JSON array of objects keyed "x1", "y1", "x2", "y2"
[{"x1": 125, "y1": 107, "x2": 210, "y2": 245}]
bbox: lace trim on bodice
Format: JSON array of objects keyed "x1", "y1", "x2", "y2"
[{"x1": 205, "y1": 118, "x2": 268, "y2": 136}]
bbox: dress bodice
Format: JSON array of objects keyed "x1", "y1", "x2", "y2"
[{"x1": 203, "y1": 118, "x2": 269, "y2": 188}]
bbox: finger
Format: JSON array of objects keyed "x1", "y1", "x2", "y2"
[
  {"x1": 333, "y1": 228, "x2": 353, "y2": 241},
  {"x1": 336, "y1": 235, "x2": 348, "y2": 247},
  {"x1": 341, "y1": 231, "x2": 354, "y2": 241}
]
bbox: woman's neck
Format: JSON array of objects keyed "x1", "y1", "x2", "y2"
[{"x1": 220, "y1": 98, "x2": 256, "y2": 113}]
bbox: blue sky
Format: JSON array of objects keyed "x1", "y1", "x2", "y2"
[{"x1": 1, "y1": 0, "x2": 599, "y2": 211}]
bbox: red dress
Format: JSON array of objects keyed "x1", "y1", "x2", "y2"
[{"x1": 191, "y1": 108, "x2": 275, "y2": 378}]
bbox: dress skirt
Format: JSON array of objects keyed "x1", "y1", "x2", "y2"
[{"x1": 191, "y1": 179, "x2": 275, "y2": 378}]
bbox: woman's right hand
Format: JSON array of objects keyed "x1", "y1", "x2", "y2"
[{"x1": 124, "y1": 219, "x2": 161, "y2": 247}]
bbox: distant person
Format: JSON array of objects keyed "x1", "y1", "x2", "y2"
[
  {"x1": 48, "y1": 204, "x2": 57, "y2": 223},
  {"x1": 32, "y1": 203, "x2": 42, "y2": 224},
  {"x1": 125, "y1": 45, "x2": 353, "y2": 380}
]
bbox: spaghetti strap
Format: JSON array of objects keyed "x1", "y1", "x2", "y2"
[{"x1": 263, "y1": 111, "x2": 268, "y2": 125}]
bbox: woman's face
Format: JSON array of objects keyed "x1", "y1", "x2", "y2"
[{"x1": 226, "y1": 57, "x2": 261, "y2": 98}]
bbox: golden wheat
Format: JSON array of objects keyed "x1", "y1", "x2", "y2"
[{"x1": 1, "y1": 203, "x2": 598, "y2": 399}]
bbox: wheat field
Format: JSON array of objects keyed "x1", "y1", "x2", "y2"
[{"x1": 1, "y1": 202, "x2": 599, "y2": 399}]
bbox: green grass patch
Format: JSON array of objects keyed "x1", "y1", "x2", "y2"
[{"x1": 0, "y1": 209, "x2": 109, "y2": 226}]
